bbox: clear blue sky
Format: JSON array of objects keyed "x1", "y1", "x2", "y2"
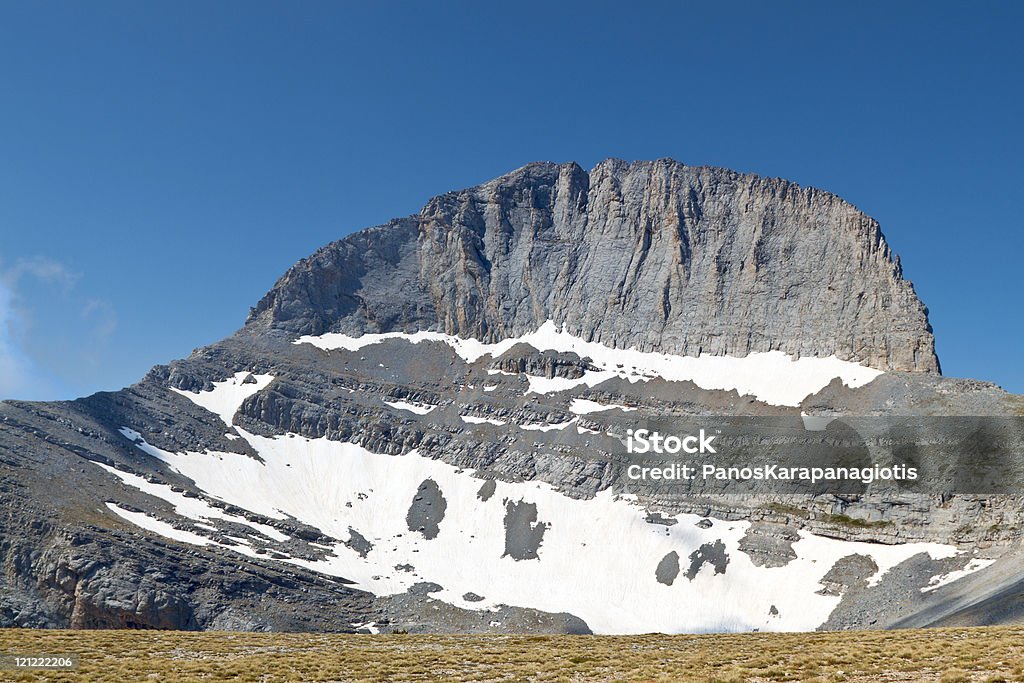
[{"x1": 1, "y1": 1, "x2": 1021, "y2": 400}]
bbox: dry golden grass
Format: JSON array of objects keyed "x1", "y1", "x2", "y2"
[{"x1": 1, "y1": 626, "x2": 1023, "y2": 682}]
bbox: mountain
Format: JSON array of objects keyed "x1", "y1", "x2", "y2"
[
  {"x1": 1, "y1": 159, "x2": 1021, "y2": 634},
  {"x1": 249, "y1": 159, "x2": 938, "y2": 372}
]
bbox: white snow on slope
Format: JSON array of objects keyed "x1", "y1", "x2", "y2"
[
  {"x1": 352, "y1": 621, "x2": 380, "y2": 634},
  {"x1": 110, "y1": 429, "x2": 957, "y2": 634},
  {"x1": 119, "y1": 427, "x2": 143, "y2": 441},
  {"x1": 524, "y1": 375, "x2": 594, "y2": 395},
  {"x1": 170, "y1": 372, "x2": 275, "y2": 426},
  {"x1": 294, "y1": 321, "x2": 882, "y2": 406},
  {"x1": 520, "y1": 418, "x2": 577, "y2": 432},
  {"x1": 97, "y1": 454, "x2": 290, "y2": 542},
  {"x1": 922, "y1": 558, "x2": 997, "y2": 593},
  {"x1": 461, "y1": 415, "x2": 507, "y2": 426},
  {"x1": 383, "y1": 399, "x2": 437, "y2": 415},
  {"x1": 570, "y1": 399, "x2": 637, "y2": 415},
  {"x1": 106, "y1": 503, "x2": 213, "y2": 547}
]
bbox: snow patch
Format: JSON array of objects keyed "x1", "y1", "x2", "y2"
[
  {"x1": 96, "y1": 458, "x2": 290, "y2": 541},
  {"x1": 106, "y1": 503, "x2": 213, "y2": 547},
  {"x1": 570, "y1": 399, "x2": 637, "y2": 415},
  {"x1": 352, "y1": 621, "x2": 380, "y2": 634},
  {"x1": 383, "y1": 399, "x2": 437, "y2": 415},
  {"x1": 119, "y1": 427, "x2": 143, "y2": 442},
  {"x1": 170, "y1": 372, "x2": 275, "y2": 426},
  {"x1": 113, "y1": 429, "x2": 956, "y2": 634},
  {"x1": 520, "y1": 418, "x2": 577, "y2": 432},
  {"x1": 922, "y1": 558, "x2": 997, "y2": 593},
  {"x1": 461, "y1": 415, "x2": 507, "y2": 426},
  {"x1": 294, "y1": 321, "x2": 882, "y2": 406}
]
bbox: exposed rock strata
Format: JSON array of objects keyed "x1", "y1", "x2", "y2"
[{"x1": 250, "y1": 159, "x2": 939, "y2": 372}]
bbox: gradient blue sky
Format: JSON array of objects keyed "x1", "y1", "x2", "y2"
[{"x1": 0, "y1": 1, "x2": 1021, "y2": 400}]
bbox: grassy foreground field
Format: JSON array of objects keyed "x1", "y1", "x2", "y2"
[{"x1": 1, "y1": 627, "x2": 1023, "y2": 682}]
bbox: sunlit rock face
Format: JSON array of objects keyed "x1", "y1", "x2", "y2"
[{"x1": 250, "y1": 158, "x2": 939, "y2": 373}]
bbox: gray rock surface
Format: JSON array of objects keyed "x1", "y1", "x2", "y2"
[
  {"x1": 685, "y1": 540, "x2": 730, "y2": 581},
  {"x1": 502, "y1": 501, "x2": 548, "y2": 561},
  {"x1": 250, "y1": 159, "x2": 938, "y2": 372},
  {"x1": 406, "y1": 479, "x2": 447, "y2": 540},
  {"x1": 737, "y1": 523, "x2": 800, "y2": 568},
  {"x1": 655, "y1": 552, "x2": 680, "y2": 586}
]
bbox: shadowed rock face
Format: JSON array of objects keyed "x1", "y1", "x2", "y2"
[
  {"x1": 502, "y1": 501, "x2": 548, "y2": 561},
  {"x1": 656, "y1": 551, "x2": 681, "y2": 586},
  {"x1": 407, "y1": 479, "x2": 447, "y2": 540},
  {"x1": 249, "y1": 159, "x2": 938, "y2": 372},
  {"x1": 685, "y1": 540, "x2": 730, "y2": 580}
]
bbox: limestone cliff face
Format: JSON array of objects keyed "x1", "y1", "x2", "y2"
[{"x1": 249, "y1": 158, "x2": 939, "y2": 372}]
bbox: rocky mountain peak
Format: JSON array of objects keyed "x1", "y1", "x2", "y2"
[{"x1": 248, "y1": 158, "x2": 939, "y2": 373}]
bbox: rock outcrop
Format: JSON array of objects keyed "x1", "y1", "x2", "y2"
[{"x1": 250, "y1": 159, "x2": 939, "y2": 372}]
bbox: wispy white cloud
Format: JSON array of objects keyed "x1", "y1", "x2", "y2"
[
  {"x1": 0, "y1": 277, "x2": 59, "y2": 399},
  {"x1": 0, "y1": 256, "x2": 87, "y2": 400},
  {"x1": 0, "y1": 281, "x2": 30, "y2": 393},
  {"x1": 81, "y1": 298, "x2": 118, "y2": 339},
  {"x1": 79, "y1": 298, "x2": 119, "y2": 368},
  {"x1": 1, "y1": 256, "x2": 78, "y2": 290}
]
